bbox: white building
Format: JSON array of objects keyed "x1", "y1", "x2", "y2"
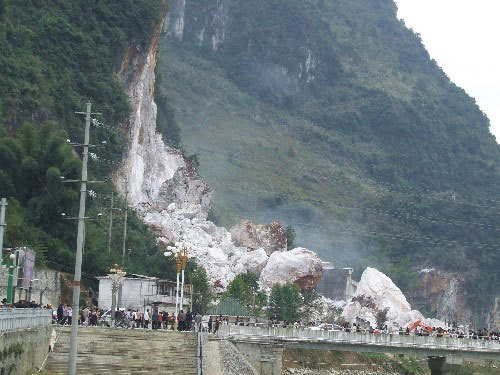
[{"x1": 97, "y1": 273, "x2": 192, "y2": 313}]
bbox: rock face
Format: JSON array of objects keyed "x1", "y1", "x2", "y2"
[
  {"x1": 230, "y1": 220, "x2": 287, "y2": 255},
  {"x1": 114, "y1": 22, "x2": 325, "y2": 291},
  {"x1": 342, "y1": 267, "x2": 444, "y2": 329},
  {"x1": 409, "y1": 268, "x2": 471, "y2": 324},
  {"x1": 260, "y1": 248, "x2": 323, "y2": 290}
]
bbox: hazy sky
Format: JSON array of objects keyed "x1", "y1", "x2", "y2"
[{"x1": 395, "y1": 0, "x2": 500, "y2": 142}]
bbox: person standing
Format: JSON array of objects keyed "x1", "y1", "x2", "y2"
[
  {"x1": 67, "y1": 306, "x2": 73, "y2": 325},
  {"x1": 158, "y1": 310, "x2": 163, "y2": 329},
  {"x1": 144, "y1": 309, "x2": 150, "y2": 329},
  {"x1": 178, "y1": 310, "x2": 186, "y2": 331},
  {"x1": 57, "y1": 304, "x2": 64, "y2": 324},
  {"x1": 82, "y1": 306, "x2": 90, "y2": 327},
  {"x1": 152, "y1": 309, "x2": 158, "y2": 330},
  {"x1": 194, "y1": 313, "x2": 202, "y2": 332},
  {"x1": 213, "y1": 317, "x2": 220, "y2": 335}
]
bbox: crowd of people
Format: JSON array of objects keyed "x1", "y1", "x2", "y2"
[
  {"x1": 1, "y1": 298, "x2": 53, "y2": 309},
  {"x1": 3, "y1": 299, "x2": 499, "y2": 341}
]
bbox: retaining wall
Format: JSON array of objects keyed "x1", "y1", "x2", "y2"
[{"x1": 0, "y1": 325, "x2": 53, "y2": 375}]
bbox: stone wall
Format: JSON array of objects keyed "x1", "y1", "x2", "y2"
[{"x1": 0, "y1": 325, "x2": 53, "y2": 374}]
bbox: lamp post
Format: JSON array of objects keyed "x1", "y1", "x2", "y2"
[
  {"x1": 108, "y1": 264, "x2": 126, "y2": 326},
  {"x1": 6, "y1": 253, "x2": 16, "y2": 304},
  {"x1": 164, "y1": 242, "x2": 190, "y2": 331}
]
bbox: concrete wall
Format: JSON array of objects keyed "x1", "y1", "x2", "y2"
[
  {"x1": 232, "y1": 341, "x2": 283, "y2": 375},
  {"x1": 0, "y1": 325, "x2": 53, "y2": 374},
  {"x1": 0, "y1": 266, "x2": 61, "y2": 306}
]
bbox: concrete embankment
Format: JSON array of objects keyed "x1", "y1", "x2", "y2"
[{"x1": 0, "y1": 325, "x2": 53, "y2": 374}]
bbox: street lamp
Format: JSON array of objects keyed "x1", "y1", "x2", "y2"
[
  {"x1": 108, "y1": 264, "x2": 126, "y2": 326},
  {"x1": 6, "y1": 253, "x2": 16, "y2": 304},
  {"x1": 165, "y1": 242, "x2": 191, "y2": 330}
]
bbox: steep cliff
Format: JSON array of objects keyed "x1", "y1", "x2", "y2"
[{"x1": 114, "y1": 19, "x2": 323, "y2": 289}]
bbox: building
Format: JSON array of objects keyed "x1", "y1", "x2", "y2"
[{"x1": 97, "y1": 273, "x2": 192, "y2": 313}]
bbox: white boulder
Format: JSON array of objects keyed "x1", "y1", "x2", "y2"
[
  {"x1": 342, "y1": 267, "x2": 411, "y2": 327},
  {"x1": 259, "y1": 248, "x2": 323, "y2": 290}
]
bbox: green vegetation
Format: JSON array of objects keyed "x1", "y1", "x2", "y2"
[
  {"x1": 285, "y1": 226, "x2": 296, "y2": 250},
  {"x1": 159, "y1": 0, "x2": 499, "y2": 314},
  {"x1": 189, "y1": 266, "x2": 214, "y2": 314},
  {"x1": 224, "y1": 273, "x2": 267, "y2": 318},
  {"x1": 268, "y1": 283, "x2": 303, "y2": 323},
  {"x1": 0, "y1": 0, "x2": 183, "y2": 281}
]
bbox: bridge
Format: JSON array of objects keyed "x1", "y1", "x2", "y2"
[{"x1": 219, "y1": 325, "x2": 500, "y2": 375}]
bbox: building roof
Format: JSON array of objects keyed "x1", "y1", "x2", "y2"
[{"x1": 207, "y1": 297, "x2": 250, "y2": 317}]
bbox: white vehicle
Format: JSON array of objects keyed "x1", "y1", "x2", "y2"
[{"x1": 309, "y1": 323, "x2": 342, "y2": 331}]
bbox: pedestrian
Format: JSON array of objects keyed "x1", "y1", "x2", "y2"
[
  {"x1": 57, "y1": 304, "x2": 63, "y2": 324},
  {"x1": 208, "y1": 317, "x2": 213, "y2": 333},
  {"x1": 158, "y1": 311, "x2": 163, "y2": 329},
  {"x1": 195, "y1": 313, "x2": 202, "y2": 332},
  {"x1": 186, "y1": 311, "x2": 193, "y2": 331},
  {"x1": 83, "y1": 306, "x2": 90, "y2": 327},
  {"x1": 152, "y1": 309, "x2": 158, "y2": 330},
  {"x1": 178, "y1": 310, "x2": 186, "y2": 331},
  {"x1": 213, "y1": 317, "x2": 220, "y2": 335},
  {"x1": 67, "y1": 306, "x2": 73, "y2": 325},
  {"x1": 135, "y1": 310, "x2": 141, "y2": 328},
  {"x1": 144, "y1": 309, "x2": 150, "y2": 329}
]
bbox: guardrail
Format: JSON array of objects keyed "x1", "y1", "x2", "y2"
[
  {"x1": 220, "y1": 325, "x2": 500, "y2": 354},
  {"x1": 0, "y1": 308, "x2": 52, "y2": 332}
]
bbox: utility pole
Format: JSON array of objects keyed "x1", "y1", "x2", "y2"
[
  {"x1": 0, "y1": 198, "x2": 7, "y2": 265},
  {"x1": 68, "y1": 102, "x2": 100, "y2": 375},
  {"x1": 121, "y1": 191, "x2": 128, "y2": 265},
  {"x1": 107, "y1": 191, "x2": 114, "y2": 253},
  {"x1": 117, "y1": 191, "x2": 128, "y2": 310}
]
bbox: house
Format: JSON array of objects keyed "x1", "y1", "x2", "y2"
[{"x1": 97, "y1": 273, "x2": 192, "y2": 313}]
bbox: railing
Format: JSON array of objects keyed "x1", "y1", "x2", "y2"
[
  {"x1": 0, "y1": 308, "x2": 52, "y2": 332},
  {"x1": 220, "y1": 325, "x2": 500, "y2": 353}
]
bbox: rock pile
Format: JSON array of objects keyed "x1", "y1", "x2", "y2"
[{"x1": 342, "y1": 267, "x2": 445, "y2": 329}]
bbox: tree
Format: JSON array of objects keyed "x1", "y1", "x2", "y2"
[
  {"x1": 225, "y1": 272, "x2": 267, "y2": 318},
  {"x1": 268, "y1": 283, "x2": 302, "y2": 323},
  {"x1": 285, "y1": 226, "x2": 296, "y2": 251},
  {"x1": 189, "y1": 266, "x2": 213, "y2": 314},
  {"x1": 301, "y1": 290, "x2": 321, "y2": 324}
]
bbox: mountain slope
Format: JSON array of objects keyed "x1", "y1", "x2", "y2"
[
  {"x1": 0, "y1": 0, "x2": 181, "y2": 281},
  {"x1": 158, "y1": 0, "x2": 499, "y2": 312}
]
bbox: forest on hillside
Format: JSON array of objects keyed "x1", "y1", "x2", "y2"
[
  {"x1": 159, "y1": 0, "x2": 499, "y2": 315},
  {"x1": 0, "y1": 0, "x2": 185, "y2": 280}
]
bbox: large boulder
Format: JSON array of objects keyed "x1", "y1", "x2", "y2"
[
  {"x1": 230, "y1": 220, "x2": 287, "y2": 255},
  {"x1": 234, "y1": 248, "x2": 269, "y2": 274},
  {"x1": 342, "y1": 267, "x2": 446, "y2": 330},
  {"x1": 342, "y1": 267, "x2": 412, "y2": 327},
  {"x1": 259, "y1": 248, "x2": 323, "y2": 290}
]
